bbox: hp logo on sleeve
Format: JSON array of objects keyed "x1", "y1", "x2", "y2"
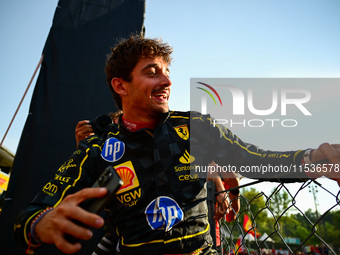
[
  {"x1": 101, "y1": 138, "x2": 125, "y2": 162},
  {"x1": 145, "y1": 196, "x2": 184, "y2": 232}
]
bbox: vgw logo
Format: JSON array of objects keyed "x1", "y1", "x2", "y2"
[{"x1": 196, "y1": 81, "x2": 312, "y2": 128}]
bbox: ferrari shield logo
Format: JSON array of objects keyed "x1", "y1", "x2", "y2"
[{"x1": 174, "y1": 125, "x2": 189, "y2": 140}]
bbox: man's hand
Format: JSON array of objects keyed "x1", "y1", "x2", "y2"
[
  {"x1": 75, "y1": 120, "x2": 94, "y2": 147},
  {"x1": 309, "y1": 143, "x2": 340, "y2": 186},
  {"x1": 221, "y1": 177, "x2": 240, "y2": 222},
  {"x1": 212, "y1": 172, "x2": 240, "y2": 221},
  {"x1": 35, "y1": 188, "x2": 107, "y2": 254},
  {"x1": 213, "y1": 177, "x2": 229, "y2": 221}
]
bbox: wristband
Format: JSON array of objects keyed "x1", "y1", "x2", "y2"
[
  {"x1": 302, "y1": 149, "x2": 313, "y2": 165},
  {"x1": 302, "y1": 149, "x2": 321, "y2": 179},
  {"x1": 30, "y1": 207, "x2": 54, "y2": 243}
]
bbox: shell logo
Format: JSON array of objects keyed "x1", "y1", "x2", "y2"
[
  {"x1": 116, "y1": 166, "x2": 134, "y2": 190},
  {"x1": 114, "y1": 161, "x2": 140, "y2": 194}
]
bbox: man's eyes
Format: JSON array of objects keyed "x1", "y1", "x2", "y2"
[
  {"x1": 145, "y1": 69, "x2": 170, "y2": 78},
  {"x1": 145, "y1": 68, "x2": 156, "y2": 75}
]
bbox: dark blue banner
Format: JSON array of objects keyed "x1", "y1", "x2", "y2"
[{"x1": 0, "y1": 0, "x2": 145, "y2": 254}]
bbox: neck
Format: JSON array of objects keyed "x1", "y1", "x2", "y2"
[{"x1": 122, "y1": 116, "x2": 160, "y2": 132}]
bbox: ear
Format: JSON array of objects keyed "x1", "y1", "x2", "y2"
[{"x1": 111, "y1": 77, "x2": 128, "y2": 96}]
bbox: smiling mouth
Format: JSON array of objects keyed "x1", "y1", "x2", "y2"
[
  {"x1": 152, "y1": 91, "x2": 169, "y2": 102},
  {"x1": 153, "y1": 93, "x2": 168, "y2": 99}
]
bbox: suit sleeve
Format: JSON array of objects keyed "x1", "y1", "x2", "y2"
[
  {"x1": 201, "y1": 115, "x2": 309, "y2": 182},
  {"x1": 14, "y1": 135, "x2": 104, "y2": 250}
]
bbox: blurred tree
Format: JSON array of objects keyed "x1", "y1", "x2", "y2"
[{"x1": 268, "y1": 187, "x2": 293, "y2": 219}]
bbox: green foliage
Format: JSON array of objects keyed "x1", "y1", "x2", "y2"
[
  {"x1": 267, "y1": 187, "x2": 293, "y2": 218},
  {"x1": 227, "y1": 187, "x2": 340, "y2": 251}
]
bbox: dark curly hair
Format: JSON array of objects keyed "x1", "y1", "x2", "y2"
[{"x1": 105, "y1": 34, "x2": 173, "y2": 110}]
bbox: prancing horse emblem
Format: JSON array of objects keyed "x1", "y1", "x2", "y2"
[{"x1": 174, "y1": 125, "x2": 189, "y2": 140}]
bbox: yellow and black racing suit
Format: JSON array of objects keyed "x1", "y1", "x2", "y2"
[{"x1": 14, "y1": 111, "x2": 308, "y2": 254}]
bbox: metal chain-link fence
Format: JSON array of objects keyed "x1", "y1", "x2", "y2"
[{"x1": 208, "y1": 179, "x2": 340, "y2": 255}]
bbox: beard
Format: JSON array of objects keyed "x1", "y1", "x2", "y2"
[{"x1": 147, "y1": 102, "x2": 169, "y2": 118}]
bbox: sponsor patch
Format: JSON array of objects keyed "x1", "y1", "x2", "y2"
[
  {"x1": 114, "y1": 161, "x2": 140, "y2": 195},
  {"x1": 58, "y1": 159, "x2": 77, "y2": 173},
  {"x1": 179, "y1": 150, "x2": 195, "y2": 164},
  {"x1": 54, "y1": 174, "x2": 71, "y2": 184},
  {"x1": 178, "y1": 173, "x2": 199, "y2": 182},
  {"x1": 101, "y1": 138, "x2": 125, "y2": 162},
  {"x1": 42, "y1": 182, "x2": 58, "y2": 196},
  {"x1": 145, "y1": 196, "x2": 183, "y2": 231},
  {"x1": 174, "y1": 125, "x2": 189, "y2": 140}
]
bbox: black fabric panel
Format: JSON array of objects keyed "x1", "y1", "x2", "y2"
[{"x1": 0, "y1": 0, "x2": 145, "y2": 254}]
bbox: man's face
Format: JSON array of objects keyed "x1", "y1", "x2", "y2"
[{"x1": 122, "y1": 57, "x2": 172, "y2": 120}]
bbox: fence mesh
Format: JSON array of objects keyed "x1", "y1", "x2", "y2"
[{"x1": 208, "y1": 179, "x2": 340, "y2": 255}]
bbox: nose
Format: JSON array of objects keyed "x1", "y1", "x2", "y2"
[{"x1": 161, "y1": 73, "x2": 172, "y2": 87}]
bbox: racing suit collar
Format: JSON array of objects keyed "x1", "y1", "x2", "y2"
[{"x1": 117, "y1": 111, "x2": 171, "y2": 133}]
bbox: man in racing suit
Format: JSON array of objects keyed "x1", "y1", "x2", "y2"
[{"x1": 14, "y1": 35, "x2": 340, "y2": 255}]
